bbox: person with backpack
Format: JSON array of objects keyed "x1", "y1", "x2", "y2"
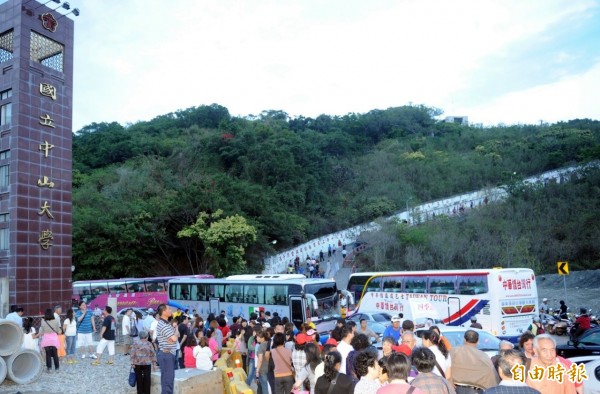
[{"x1": 527, "y1": 317, "x2": 545, "y2": 336}]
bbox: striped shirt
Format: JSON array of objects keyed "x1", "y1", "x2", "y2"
[
  {"x1": 75, "y1": 310, "x2": 94, "y2": 334},
  {"x1": 156, "y1": 319, "x2": 177, "y2": 355}
]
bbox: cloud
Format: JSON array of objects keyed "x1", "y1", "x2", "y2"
[
  {"x1": 71, "y1": 0, "x2": 600, "y2": 131},
  {"x1": 465, "y1": 59, "x2": 600, "y2": 125}
]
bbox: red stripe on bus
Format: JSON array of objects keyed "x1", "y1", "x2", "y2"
[{"x1": 443, "y1": 299, "x2": 478, "y2": 324}]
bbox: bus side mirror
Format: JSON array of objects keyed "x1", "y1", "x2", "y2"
[
  {"x1": 340, "y1": 290, "x2": 355, "y2": 306},
  {"x1": 305, "y1": 294, "x2": 318, "y2": 310}
]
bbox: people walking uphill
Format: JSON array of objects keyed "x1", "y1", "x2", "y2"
[
  {"x1": 156, "y1": 303, "x2": 178, "y2": 394},
  {"x1": 76, "y1": 300, "x2": 97, "y2": 359},
  {"x1": 39, "y1": 307, "x2": 61, "y2": 373},
  {"x1": 91, "y1": 305, "x2": 116, "y2": 365}
]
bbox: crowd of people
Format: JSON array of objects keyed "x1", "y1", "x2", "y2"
[
  {"x1": 146, "y1": 305, "x2": 585, "y2": 394},
  {"x1": 5, "y1": 302, "x2": 587, "y2": 394}
]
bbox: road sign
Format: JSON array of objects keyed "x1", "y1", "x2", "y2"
[{"x1": 557, "y1": 261, "x2": 569, "y2": 275}]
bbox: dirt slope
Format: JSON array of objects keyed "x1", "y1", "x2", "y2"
[{"x1": 537, "y1": 269, "x2": 600, "y2": 316}]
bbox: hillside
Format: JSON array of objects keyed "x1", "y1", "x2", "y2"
[
  {"x1": 71, "y1": 105, "x2": 600, "y2": 279},
  {"x1": 353, "y1": 165, "x2": 600, "y2": 274},
  {"x1": 537, "y1": 269, "x2": 600, "y2": 317}
]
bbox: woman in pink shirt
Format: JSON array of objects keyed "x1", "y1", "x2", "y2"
[
  {"x1": 271, "y1": 333, "x2": 294, "y2": 394},
  {"x1": 206, "y1": 328, "x2": 220, "y2": 362},
  {"x1": 183, "y1": 336, "x2": 197, "y2": 368}
]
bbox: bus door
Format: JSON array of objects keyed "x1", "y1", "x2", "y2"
[
  {"x1": 209, "y1": 297, "x2": 220, "y2": 316},
  {"x1": 447, "y1": 297, "x2": 461, "y2": 326},
  {"x1": 289, "y1": 295, "x2": 305, "y2": 329}
]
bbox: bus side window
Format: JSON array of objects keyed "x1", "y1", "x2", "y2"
[
  {"x1": 428, "y1": 276, "x2": 456, "y2": 294},
  {"x1": 265, "y1": 285, "x2": 281, "y2": 305},
  {"x1": 195, "y1": 284, "x2": 206, "y2": 301},
  {"x1": 146, "y1": 280, "x2": 162, "y2": 292},
  {"x1": 366, "y1": 277, "x2": 382, "y2": 293},
  {"x1": 225, "y1": 285, "x2": 243, "y2": 303},
  {"x1": 254, "y1": 285, "x2": 265, "y2": 304},
  {"x1": 126, "y1": 281, "x2": 144, "y2": 293},
  {"x1": 180, "y1": 285, "x2": 190, "y2": 300},
  {"x1": 383, "y1": 277, "x2": 402, "y2": 293},
  {"x1": 244, "y1": 285, "x2": 258, "y2": 304},
  {"x1": 457, "y1": 275, "x2": 487, "y2": 295},
  {"x1": 405, "y1": 277, "x2": 426, "y2": 293},
  {"x1": 91, "y1": 285, "x2": 107, "y2": 295},
  {"x1": 210, "y1": 285, "x2": 225, "y2": 302}
]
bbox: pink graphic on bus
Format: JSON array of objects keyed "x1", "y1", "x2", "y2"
[{"x1": 72, "y1": 275, "x2": 213, "y2": 309}]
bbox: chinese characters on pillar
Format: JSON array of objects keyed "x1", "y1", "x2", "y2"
[{"x1": 37, "y1": 82, "x2": 59, "y2": 250}]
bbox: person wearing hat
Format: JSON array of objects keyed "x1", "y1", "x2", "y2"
[
  {"x1": 293, "y1": 332, "x2": 309, "y2": 373},
  {"x1": 383, "y1": 316, "x2": 402, "y2": 343},
  {"x1": 539, "y1": 298, "x2": 549, "y2": 314},
  {"x1": 469, "y1": 316, "x2": 483, "y2": 329}
]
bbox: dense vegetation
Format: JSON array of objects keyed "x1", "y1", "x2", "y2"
[
  {"x1": 356, "y1": 166, "x2": 600, "y2": 273},
  {"x1": 72, "y1": 104, "x2": 600, "y2": 279}
]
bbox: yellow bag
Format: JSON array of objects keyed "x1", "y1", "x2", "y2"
[{"x1": 57, "y1": 334, "x2": 66, "y2": 357}]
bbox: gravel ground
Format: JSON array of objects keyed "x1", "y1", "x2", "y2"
[
  {"x1": 537, "y1": 269, "x2": 600, "y2": 315},
  {"x1": 0, "y1": 351, "x2": 137, "y2": 394}
]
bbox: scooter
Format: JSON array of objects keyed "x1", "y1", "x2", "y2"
[
  {"x1": 569, "y1": 322, "x2": 582, "y2": 342},
  {"x1": 540, "y1": 313, "x2": 560, "y2": 335},
  {"x1": 557, "y1": 316, "x2": 574, "y2": 336}
]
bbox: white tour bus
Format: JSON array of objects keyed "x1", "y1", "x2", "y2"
[
  {"x1": 169, "y1": 274, "x2": 340, "y2": 329},
  {"x1": 346, "y1": 268, "x2": 538, "y2": 341}
]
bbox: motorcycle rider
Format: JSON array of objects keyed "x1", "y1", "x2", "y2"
[
  {"x1": 558, "y1": 300, "x2": 568, "y2": 319},
  {"x1": 573, "y1": 308, "x2": 591, "y2": 339},
  {"x1": 539, "y1": 298, "x2": 549, "y2": 314}
]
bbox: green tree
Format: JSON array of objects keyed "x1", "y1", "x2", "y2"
[{"x1": 178, "y1": 210, "x2": 257, "y2": 276}]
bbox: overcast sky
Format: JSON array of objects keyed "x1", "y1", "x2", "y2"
[{"x1": 66, "y1": 0, "x2": 600, "y2": 131}]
